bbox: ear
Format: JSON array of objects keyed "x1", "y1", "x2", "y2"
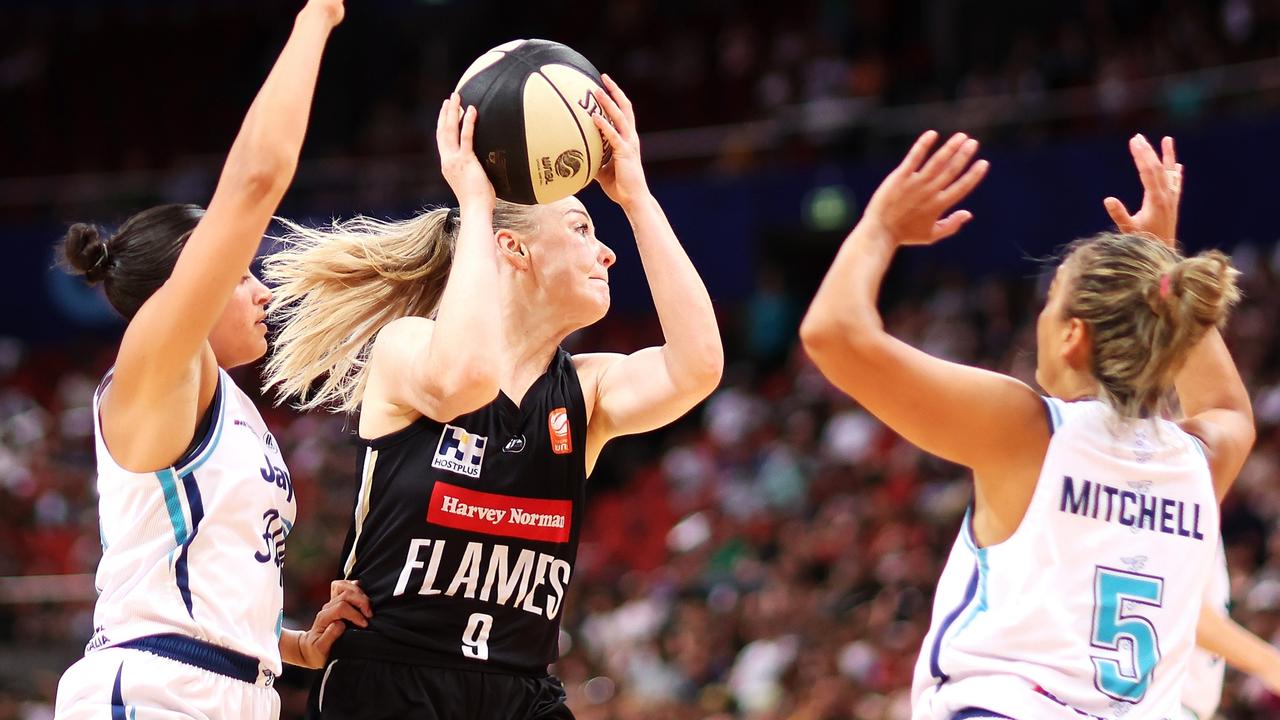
[
  {"x1": 1062, "y1": 317, "x2": 1092, "y2": 370},
  {"x1": 495, "y1": 229, "x2": 530, "y2": 271}
]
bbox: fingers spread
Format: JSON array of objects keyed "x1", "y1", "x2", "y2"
[
  {"x1": 591, "y1": 112, "x2": 624, "y2": 149},
  {"x1": 435, "y1": 99, "x2": 451, "y2": 144},
  {"x1": 436, "y1": 94, "x2": 463, "y2": 153},
  {"x1": 458, "y1": 106, "x2": 477, "y2": 152},
  {"x1": 928, "y1": 138, "x2": 980, "y2": 194},
  {"x1": 930, "y1": 210, "x2": 973, "y2": 242},
  {"x1": 1130, "y1": 134, "x2": 1164, "y2": 193},
  {"x1": 895, "y1": 130, "x2": 939, "y2": 175},
  {"x1": 937, "y1": 158, "x2": 989, "y2": 208},
  {"x1": 1162, "y1": 135, "x2": 1177, "y2": 169},
  {"x1": 592, "y1": 88, "x2": 630, "y2": 139},
  {"x1": 600, "y1": 74, "x2": 634, "y2": 120},
  {"x1": 917, "y1": 132, "x2": 969, "y2": 182},
  {"x1": 1103, "y1": 196, "x2": 1134, "y2": 227}
]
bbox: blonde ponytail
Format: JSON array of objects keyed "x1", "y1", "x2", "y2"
[
  {"x1": 1063, "y1": 232, "x2": 1241, "y2": 419},
  {"x1": 262, "y1": 202, "x2": 539, "y2": 413}
]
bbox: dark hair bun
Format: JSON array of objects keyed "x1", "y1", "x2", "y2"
[{"x1": 62, "y1": 223, "x2": 111, "y2": 284}]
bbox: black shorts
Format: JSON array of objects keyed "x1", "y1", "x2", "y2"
[{"x1": 306, "y1": 657, "x2": 574, "y2": 720}]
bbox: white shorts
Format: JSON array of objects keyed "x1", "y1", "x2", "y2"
[{"x1": 55, "y1": 646, "x2": 280, "y2": 720}]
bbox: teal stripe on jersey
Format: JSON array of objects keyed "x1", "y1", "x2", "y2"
[
  {"x1": 955, "y1": 546, "x2": 990, "y2": 634},
  {"x1": 955, "y1": 512, "x2": 991, "y2": 634},
  {"x1": 154, "y1": 468, "x2": 189, "y2": 545},
  {"x1": 1046, "y1": 398, "x2": 1064, "y2": 430},
  {"x1": 177, "y1": 372, "x2": 228, "y2": 477}
]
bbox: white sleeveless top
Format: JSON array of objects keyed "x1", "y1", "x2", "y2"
[
  {"x1": 912, "y1": 398, "x2": 1219, "y2": 720},
  {"x1": 85, "y1": 368, "x2": 295, "y2": 676},
  {"x1": 1181, "y1": 543, "x2": 1229, "y2": 719}
]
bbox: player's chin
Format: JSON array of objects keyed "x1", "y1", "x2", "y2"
[
  {"x1": 239, "y1": 336, "x2": 270, "y2": 368},
  {"x1": 588, "y1": 287, "x2": 610, "y2": 318}
]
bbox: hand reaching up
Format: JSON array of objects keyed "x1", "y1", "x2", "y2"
[
  {"x1": 861, "y1": 131, "x2": 990, "y2": 246},
  {"x1": 1103, "y1": 134, "x2": 1182, "y2": 248}
]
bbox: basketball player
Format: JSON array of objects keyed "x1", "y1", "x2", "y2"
[
  {"x1": 800, "y1": 130, "x2": 1253, "y2": 720},
  {"x1": 262, "y1": 76, "x2": 722, "y2": 719},
  {"x1": 52, "y1": 3, "x2": 371, "y2": 719}
]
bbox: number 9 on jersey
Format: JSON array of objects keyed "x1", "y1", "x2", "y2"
[{"x1": 462, "y1": 612, "x2": 494, "y2": 661}]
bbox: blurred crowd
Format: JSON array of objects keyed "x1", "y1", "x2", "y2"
[
  {"x1": 4, "y1": 0, "x2": 1280, "y2": 193},
  {"x1": 3, "y1": 236, "x2": 1280, "y2": 719},
  {"x1": 6, "y1": 1, "x2": 1280, "y2": 719}
]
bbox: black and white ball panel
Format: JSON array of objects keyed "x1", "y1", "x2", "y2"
[{"x1": 455, "y1": 39, "x2": 605, "y2": 205}]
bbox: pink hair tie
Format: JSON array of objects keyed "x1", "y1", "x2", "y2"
[{"x1": 1158, "y1": 273, "x2": 1172, "y2": 299}]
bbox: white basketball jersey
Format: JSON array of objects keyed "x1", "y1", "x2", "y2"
[
  {"x1": 912, "y1": 398, "x2": 1219, "y2": 720},
  {"x1": 1181, "y1": 543, "x2": 1229, "y2": 719},
  {"x1": 84, "y1": 369, "x2": 295, "y2": 678}
]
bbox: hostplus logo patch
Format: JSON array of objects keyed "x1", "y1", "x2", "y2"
[{"x1": 432, "y1": 424, "x2": 488, "y2": 478}]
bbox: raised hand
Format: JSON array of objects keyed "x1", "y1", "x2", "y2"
[
  {"x1": 862, "y1": 131, "x2": 990, "y2": 246},
  {"x1": 1103, "y1": 134, "x2": 1182, "y2": 248},
  {"x1": 294, "y1": 579, "x2": 373, "y2": 669},
  {"x1": 590, "y1": 74, "x2": 649, "y2": 211},
  {"x1": 436, "y1": 93, "x2": 496, "y2": 208}
]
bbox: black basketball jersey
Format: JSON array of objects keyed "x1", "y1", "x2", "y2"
[{"x1": 330, "y1": 348, "x2": 588, "y2": 675}]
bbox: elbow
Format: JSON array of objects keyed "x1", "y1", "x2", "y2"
[
  {"x1": 415, "y1": 364, "x2": 501, "y2": 421},
  {"x1": 799, "y1": 311, "x2": 846, "y2": 364},
  {"x1": 442, "y1": 364, "x2": 502, "y2": 412},
  {"x1": 228, "y1": 152, "x2": 297, "y2": 199},
  {"x1": 800, "y1": 311, "x2": 883, "y2": 367},
  {"x1": 689, "y1": 342, "x2": 725, "y2": 397},
  {"x1": 1240, "y1": 416, "x2": 1258, "y2": 457},
  {"x1": 671, "y1": 330, "x2": 724, "y2": 399}
]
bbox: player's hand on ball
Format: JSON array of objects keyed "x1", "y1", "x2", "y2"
[
  {"x1": 437, "y1": 93, "x2": 496, "y2": 209},
  {"x1": 862, "y1": 131, "x2": 989, "y2": 246},
  {"x1": 591, "y1": 75, "x2": 649, "y2": 210},
  {"x1": 301, "y1": 0, "x2": 344, "y2": 27},
  {"x1": 1103, "y1": 134, "x2": 1181, "y2": 249},
  {"x1": 296, "y1": 579, "x2": 373, "y2": 669}
]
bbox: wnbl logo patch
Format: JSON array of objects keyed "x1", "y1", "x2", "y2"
[
  {"x1": 432, "y1": 424, "x2": 488, "y2": 478},
  {"x1": 548, "y1": 407, "x2": 571, "y2": 455}
]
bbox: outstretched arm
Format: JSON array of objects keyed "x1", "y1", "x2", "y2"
[
  {"x1": 576, "y1": 75, "x2": 723, "y2": 472},
  {"x1": 800, "y1": 133, "x2": 1049, "y2": 537},
  {"x1": 800, "y1": 132, "x2": 1044, "y2": 470},
  {"x1": 366, "y1": 95, "x2": 504, "y2": 427},
  {"x1": 1105, "y1": 134, "x2": 1254, "y2": 499},
  {"x1": 1196, "y1": 604, "x2": 1280, "y2": 695},
  {"x1": 106, "y1": 0, "x2": 343, "y2": 469}
]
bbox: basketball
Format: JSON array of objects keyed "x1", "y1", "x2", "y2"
[{"x1": 455, "y1": 39, "x2": 607, "y2": 205}]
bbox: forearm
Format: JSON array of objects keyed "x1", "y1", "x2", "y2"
[
  {"x1": 625, "y1": 195, "x2": 722, "y2": 387},
  {"x1": 229, "y1": 8, "x2": 336, "y2": 177},
  {"x1": 1174, "y1": 328, "x2": 1251, "y2": 421},
  {"x1": 421, "y1": 203, "x2": 503, "y2": 395},
  {"x1": 1198, "y1": 608, "x2": 1280, "y2": 691},
  {"x1": 800, "y1": 220, "x2": 896, "y2": 352},
  {"x1": 132, "y1": 6, "x2": 337, "y2": 362},
  {"x1": 278, "y1": 629, "x2": 306, "y2": 668}
]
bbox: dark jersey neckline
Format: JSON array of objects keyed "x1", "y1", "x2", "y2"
[{"x1": 363, "y1": 348, "x2": 569, "y2": 449}]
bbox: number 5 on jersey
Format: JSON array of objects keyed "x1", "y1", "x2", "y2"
[
  {"x1": 462, "y1": 612, "x2": 493, "y2": 660},
  {"x1": 1090, "y1": 566, "x2": 1163, "y2": 703}
]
